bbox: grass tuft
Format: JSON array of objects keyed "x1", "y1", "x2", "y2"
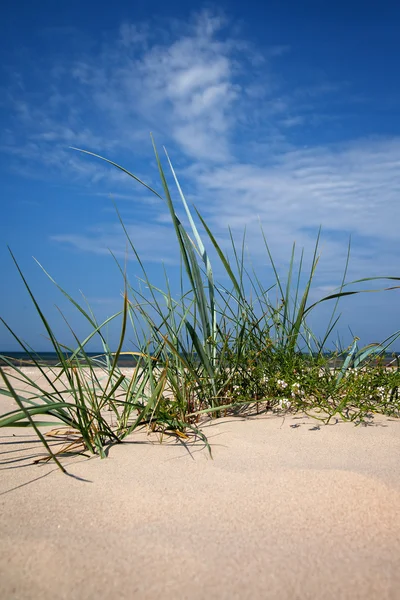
[{"x1": 1, "y1": 139, "x2": 400, "y2": 471}]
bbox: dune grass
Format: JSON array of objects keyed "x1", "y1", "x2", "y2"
[{"x1": 1, "y1": 138, "x2": 400, "y2": 471}]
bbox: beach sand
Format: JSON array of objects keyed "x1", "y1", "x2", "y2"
[{"x1": 1, "y1": 368, "x2": 400, "y2": 599}]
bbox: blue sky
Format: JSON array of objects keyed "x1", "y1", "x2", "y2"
[{"x1": 1, "y1": 1, "x2": 400, "y2": 351}]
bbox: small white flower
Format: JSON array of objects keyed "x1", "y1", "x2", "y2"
[
  {"x1": 278, "y1": 398, "x2": 292, "y2": 409},
  {"x1": 277, "y1": 379, "x2": 288, "y2": 390},
  {"x1": 377, "y1": 386, "x2": 386, "y2": 398},
  {"x1": 291, "y1": 382, "x2": 305, "y2": 397}
]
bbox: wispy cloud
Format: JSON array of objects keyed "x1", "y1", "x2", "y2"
[
  {"x1": 192, "y1": 137, "x2": 400, "y2": 239},
  {"x1": 1, "y1": 10, "x2": 317, "y2": 175},
  {"x1": 51, "y1": 222, "x2": 179, "y2": 265},
  {"x1": 188, "y1": 136, "x2": 400, "y2": 283},
  {"x1": 70, "y1": 11, "x2": 245, "y2": 162}
]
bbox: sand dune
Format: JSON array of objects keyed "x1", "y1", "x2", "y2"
[{"x1": 1, "y1": 399, "x2": 400, "y2": 599}]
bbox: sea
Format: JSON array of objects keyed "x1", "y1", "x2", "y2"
[
  {"x1": 1, "y1": 351, "x2": 399, "y2": 368},
  {"x1": 0, "y1": 352, "x2": 139, "y2": 367}
]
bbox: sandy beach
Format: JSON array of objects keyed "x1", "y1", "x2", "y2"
[{"x1": 1, "y1": 368, "x2": 400, "y2": 599}]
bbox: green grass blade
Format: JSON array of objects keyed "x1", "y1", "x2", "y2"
[{"x1": 0, "y1": 367, "x2": 67, "y2": 472}]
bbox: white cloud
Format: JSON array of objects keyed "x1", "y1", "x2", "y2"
[
  {"x1": 181, "y1": 136, "x2": 400, "y2": 288},
  {"x1": 50, "y1": 222, "x2": 179, "y2": 265},
  {"x1": 281, "y1": 116, "x2": 305, "y2": 128},
  {"x1": 2, "y1": 10, "x2": 256, "y2": 177},
  {"x1": 118, "y1": 22, "x2": 150, "y2": 48}
]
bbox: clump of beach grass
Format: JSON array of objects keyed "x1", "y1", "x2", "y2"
[{"x1": 1, "y1": 137, "x2": 400, "y2": 471}]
